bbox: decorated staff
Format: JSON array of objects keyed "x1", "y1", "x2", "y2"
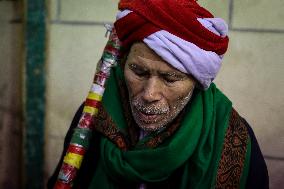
[
  {"x1": 54, "y1": 27, "x2": 121, "y2": 189},
  {"x1": 48, "y1": 1, "x2": 269, "y2": 188}
]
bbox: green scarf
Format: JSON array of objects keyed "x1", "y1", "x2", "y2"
[{"x1": 89, "y1": 66, "x2": 243, "y2": 188}]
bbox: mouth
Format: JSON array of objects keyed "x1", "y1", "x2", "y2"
[
  {"x1": 131, "y1": 100, "x2": 169, "y2": 125},
  {"x1": 134, "y1": 109, "x2": 165, "y2": 124}
]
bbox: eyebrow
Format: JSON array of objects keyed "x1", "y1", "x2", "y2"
[
  {"x1": 159, "y1": 71, "x2": 187, "y2": 79},
  {"x1": 128, "y1": 63, "x2": 148, "y2": 71},
  {"x1": 128, "y1": 62, "x2": 187, "y2": 79}
]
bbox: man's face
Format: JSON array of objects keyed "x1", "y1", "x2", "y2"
[{"x1": 124, "y1": 43, "x2": 196, "y2": 132}]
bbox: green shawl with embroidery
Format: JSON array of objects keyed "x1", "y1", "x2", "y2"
[{"x1": 88, "y1": 66, "x2": 250, "y2": 188}]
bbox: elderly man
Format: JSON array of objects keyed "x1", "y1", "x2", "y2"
[{"x1": 48, "y1": 0, "x2": 268, "y2": 188}]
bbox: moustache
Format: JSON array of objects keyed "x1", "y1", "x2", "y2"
[{"x1": 132, "y1": 100, "x2": 169, "y2": 115}]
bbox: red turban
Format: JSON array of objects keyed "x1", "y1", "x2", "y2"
[{"x1": 114, "y1": 0, "x2": 229, "y2": 55}]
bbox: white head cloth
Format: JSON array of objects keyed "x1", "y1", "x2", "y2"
[{"x1": 117, "y1": 10, "x2": 229, "y2": 89}]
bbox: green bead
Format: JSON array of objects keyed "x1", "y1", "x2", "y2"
[{"x1": 70, "y1": 128, "x2": 92, "y2": 148}]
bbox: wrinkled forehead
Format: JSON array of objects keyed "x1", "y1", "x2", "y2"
[
  {"x1": 119, "y1": 42, "x2": 156, "y2": 68},
  {"x1": 125, "y1": 43, "x2": 185, "y2": 74},
  {"x1": 127, "y1": 42, "x2": 164, "y2": 62}
]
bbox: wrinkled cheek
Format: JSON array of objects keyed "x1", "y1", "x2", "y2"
[
  {"x1": 124, "y1": 80, "x2": 135, "y2": 98},
  {"x1": 124, "y1": 79, "x2": 142, "y2": 100},
  {"x1": 169, "y1": 95, "x2": 191, "y2": 114},
  {"x1": 129, "y1": 87, "x2": 146, "y2": 104}
]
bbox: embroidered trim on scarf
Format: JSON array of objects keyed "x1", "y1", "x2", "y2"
[
  {"x1": 93, "y1": 105, "x2": 129, "y2": 151},
  {"x1": 215, "y1": 108, "x2": 249, "y2": 189}
]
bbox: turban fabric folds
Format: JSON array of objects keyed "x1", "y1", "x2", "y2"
[{"x1": 114, "y1": 0, "x2": 229, "y2": 89}]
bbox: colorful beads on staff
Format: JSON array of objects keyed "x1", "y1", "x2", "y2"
[
  {"x1": 57, "y1": 163, "x2": 77, "y2": 184},
  {"x1": 78, "y1": 113, "x2": 93, "y2": 129},
  {"x1": 86, "y1": 91, "x2": 102, "y2": 102},
  {"x1": 94, "y1": 71, "x2": 108, "y2": 86},
  {"x1": 85, "y1": 99, "x2": 101, "y2": 109},
  {"x1": 90, "y1": 83, "x2": 105, "y2": 95},
  {"x1": 67, "y1": 144, "x2": 86, "y2": 155},
  {"x1": 63, "y1": 152, "x2": 83, "y2": 169},
  {"x1": 54, "y1": 27, "x2": 122, "y2": 189},
  {"x1": 54, "y1": 181, "x2": 72, "y2": 189},
  {"x1": 102, "y1": 32, "x2": 121, "y2": 65},
  {"x1": 70, "y1": 128, "x2": 92, "y2": 149},
  {"x1": 83, "y1": 90, "x2": 102, "y2": 115},
  {"x1": 100, "y1": 60, "x2": 114, "y2": 74},
  {"x1": 83, "y1": 106, "x2": 99, "y2": 115}
]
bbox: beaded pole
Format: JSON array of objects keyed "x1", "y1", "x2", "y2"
[{"x1": 54, "y1": 26, "x2": 121, "y2": 189}]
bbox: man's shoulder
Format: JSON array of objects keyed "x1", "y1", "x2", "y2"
[{"x1": 217, "y1": 108, "x2": 269, "y2": 189}]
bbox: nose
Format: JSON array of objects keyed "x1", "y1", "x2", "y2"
[{"x1": 142, "y1": 77, "x2": 163, "y2": 103}]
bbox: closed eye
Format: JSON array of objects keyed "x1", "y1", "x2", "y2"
[
  {"x1": 160, "y1": 72, "x2": 186, "y2": 83},
  {"x1": 163, "y1": 77, "x2": 179, "y2": 83},
  {"x1": 128, "y1": 63, "x2": 149, "y2": 77}
]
